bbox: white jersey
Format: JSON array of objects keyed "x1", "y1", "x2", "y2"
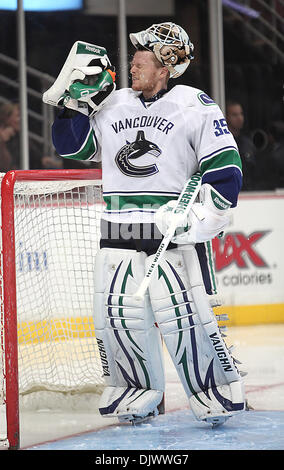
[
  {"x1": 90, "y1": 85, "x2": 240, "y2": 224},
  {"x1": 52, "y1": 84, "x2": 241, "y2": 224}
]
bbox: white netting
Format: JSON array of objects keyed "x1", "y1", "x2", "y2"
[
  {"x1": 13, "y1": 179, "x2": 100, "y2": 196},
  {"x1": 0, "y1": 175, "x2": 105, "y2": 414}
]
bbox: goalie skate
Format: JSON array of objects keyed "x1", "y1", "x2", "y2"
[
  {"x1": 119, "y1": 409, "x2": 159, "y2": 426},
  {"x1": 99, "y1": 386, "x2": 164, "y2": 425},
  {"x1": 207, "y1": 416, "x2": 230, "y2": 428},
  {"x1": 188, "y1": 367, "x2": 245, "y2": 427}
]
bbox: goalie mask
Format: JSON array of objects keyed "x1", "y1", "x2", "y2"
[{"x1": 129, "y1": 22, "x2": 194, "y2": 79}]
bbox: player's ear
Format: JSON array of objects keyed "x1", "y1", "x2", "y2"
[{"x1": 160, "y1": 66, "x2": 170, "y2": 81}]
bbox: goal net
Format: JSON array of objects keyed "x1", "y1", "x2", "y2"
[{"x1": 0, "y1": 169, "x2": 105, "y2": 449}]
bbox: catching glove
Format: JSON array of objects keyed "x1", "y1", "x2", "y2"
[{"x1": 43, "y1": 41, "x2": 116, "y2": 116}]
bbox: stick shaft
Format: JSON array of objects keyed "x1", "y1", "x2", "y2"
[{"x1": 134, "y1": 172, "x2": 202, "y2": 299}]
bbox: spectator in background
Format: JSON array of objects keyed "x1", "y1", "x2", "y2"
[
  {"x1": 0, "y1": 101, "x2": 40, "y2": 170},
  {"x1": 226, "y1": 100, "x2": 257, "y2": 191},
  {"x1": 0, "y1": 101, "x2": 99, "y2": 171},
  {"x1": 0, "y1": 101, "x2": 25, "y2": 171},
  {"x1": 0, "y1": 101, "x2": 64, "y2": 171}
]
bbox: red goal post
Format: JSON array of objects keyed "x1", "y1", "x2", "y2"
[{"x1": 0, "y1": 169, "x2": 104, "y2": 449}]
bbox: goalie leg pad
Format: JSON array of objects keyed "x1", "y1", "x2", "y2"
[
  {"x1": 93, "y1": 248, "x2": 165, "y2": 421},
  {"x1": 147, "y1": 246, "x2": 245, "y2": 425}
]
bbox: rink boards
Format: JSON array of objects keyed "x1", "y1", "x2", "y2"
[{"x1": 213, "y1": 191, "x2": 284, "y2": 325}]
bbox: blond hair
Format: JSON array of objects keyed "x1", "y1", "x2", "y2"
[{"x1": 0, "y1": 102, "x2": 19, "y2": 126}]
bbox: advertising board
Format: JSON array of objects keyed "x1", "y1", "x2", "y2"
[{"x1": 213, "y1": 193, "x2": 284, "y2": 325}]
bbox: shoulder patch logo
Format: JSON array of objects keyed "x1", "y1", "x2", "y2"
[
  {"x1": 197, "y1": 92, "x2": 216, "y2": 106},
  {"x1": 115, "y1": 130, "x2": 161, "y2": 177}
]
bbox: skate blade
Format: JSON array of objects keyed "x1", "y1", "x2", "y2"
[
  {"x1": 205, "y1": 415, "x2": 230, "y2": 428},
  {"x1": 118, "y1": 411, "x2": 157, "y2": 425}
]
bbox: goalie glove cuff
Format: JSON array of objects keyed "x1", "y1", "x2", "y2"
[{"x1": 200, "y1": 183, "x2": 232, "y2": 215}]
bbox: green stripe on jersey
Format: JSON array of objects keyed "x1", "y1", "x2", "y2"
[
  {"x1": 200, "y1": 148, "x2": 242, "y2": 176},
  {"x1": 61, "y1": 128, "x2": 97, "y2": 161},
  {"x1": 104, "y1": 194, "x2": 178, "y2": 212}
]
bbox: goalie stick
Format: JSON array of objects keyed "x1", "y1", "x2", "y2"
[{"x1": 133, "y1": 172, "x2": 202, "y2": 300}]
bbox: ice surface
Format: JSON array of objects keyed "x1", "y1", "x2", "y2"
[
  {"x1": 18, "y1": 324, "x2": 284, "y2": 450},
  {"x1": 27, "y1": 409, "x2": 284, "y2": 450}
]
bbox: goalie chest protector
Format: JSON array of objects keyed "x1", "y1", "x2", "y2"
[{"x1": 91, "y1": 85, "x2": 239, "y2": 224}]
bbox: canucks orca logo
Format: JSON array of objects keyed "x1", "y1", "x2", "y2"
[{"x1": 115, "y1": 130, "x2": 161, "y2": 177}]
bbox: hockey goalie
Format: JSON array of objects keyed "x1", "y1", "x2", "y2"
[{"x1": 43, "y1": 21, "x2": 246, "y2": 427}]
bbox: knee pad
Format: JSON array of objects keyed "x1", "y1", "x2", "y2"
[
  {"x1": 93, "y1": 248, "x2": 165, "y2": 419},
  {"x1": 147, "y1": 246, "x2": 245, "y2": 425}
]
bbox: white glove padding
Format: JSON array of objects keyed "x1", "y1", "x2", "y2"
[
  {"x1": 154, "y1": 183, "x2": 232, "y2": 244},
  {"x1": 42, "y1": 41, "x2": 114, "y2": 108}
]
